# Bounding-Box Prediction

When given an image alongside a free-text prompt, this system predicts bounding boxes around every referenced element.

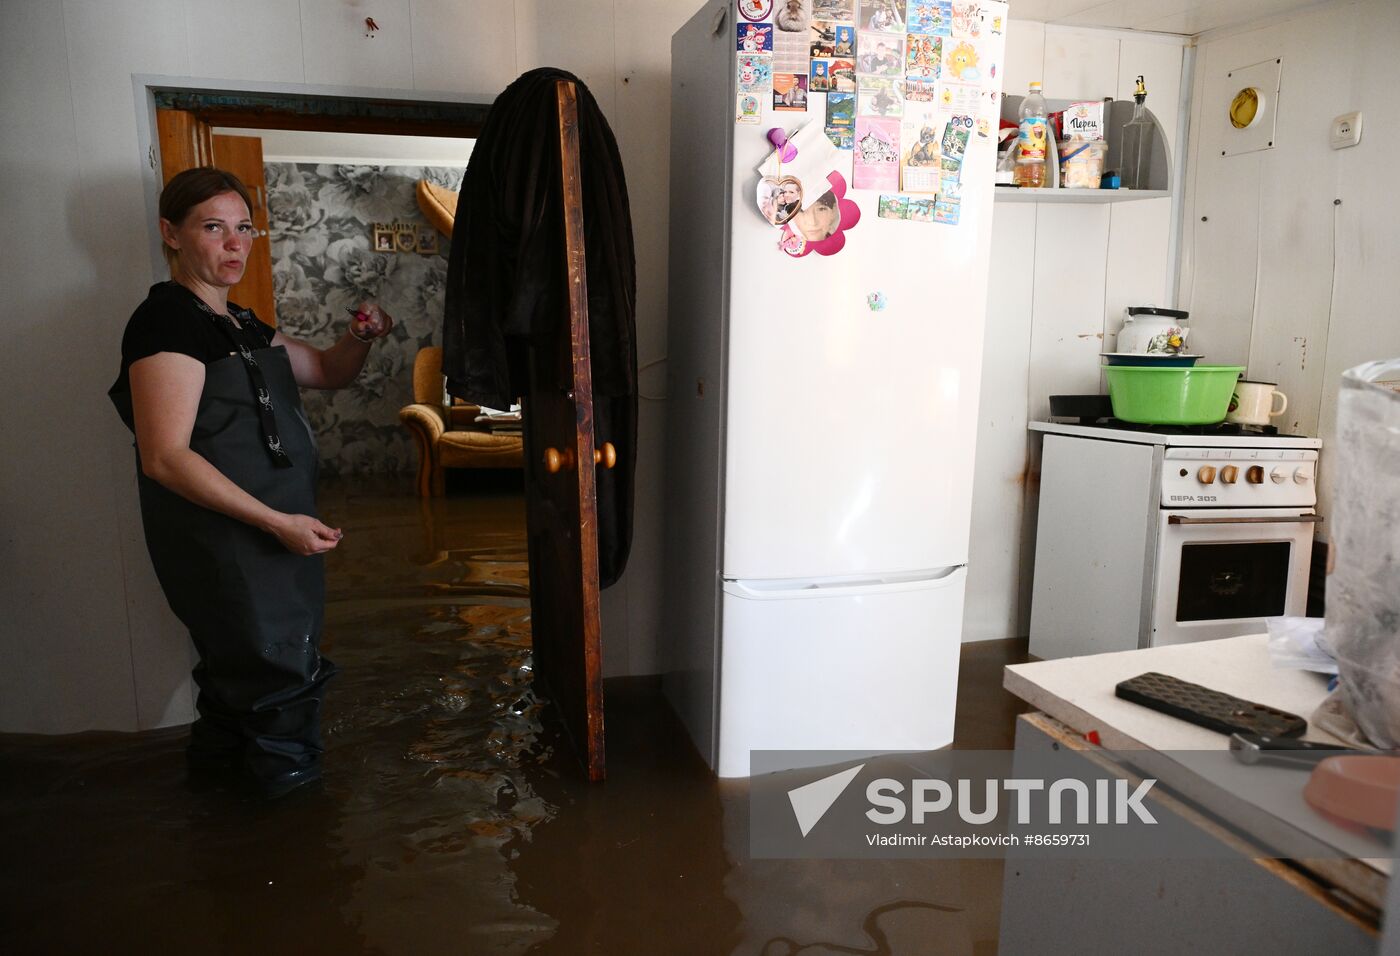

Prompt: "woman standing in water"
[108,167,393,798]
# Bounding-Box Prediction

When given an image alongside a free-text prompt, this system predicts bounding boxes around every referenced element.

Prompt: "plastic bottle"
[1120,75,1155,190]
[1015,82,1049,188]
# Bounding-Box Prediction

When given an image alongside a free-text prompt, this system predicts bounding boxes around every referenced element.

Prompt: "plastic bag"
[1265,616,1336,675]
[1324,358,1400,749]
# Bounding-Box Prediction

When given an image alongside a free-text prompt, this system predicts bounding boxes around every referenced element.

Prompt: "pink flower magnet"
[778,171,861,258]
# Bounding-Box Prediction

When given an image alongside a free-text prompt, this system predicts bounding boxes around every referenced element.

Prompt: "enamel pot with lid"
[1117,306,1190,355]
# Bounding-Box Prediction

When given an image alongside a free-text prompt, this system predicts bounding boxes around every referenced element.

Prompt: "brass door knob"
[594,442,617,469]
[543,447,576,473]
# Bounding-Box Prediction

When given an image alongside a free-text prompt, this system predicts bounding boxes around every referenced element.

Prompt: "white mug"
[1227,380,1288,426]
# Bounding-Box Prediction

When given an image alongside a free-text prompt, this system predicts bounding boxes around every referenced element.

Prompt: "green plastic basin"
[1103,365,1245,425]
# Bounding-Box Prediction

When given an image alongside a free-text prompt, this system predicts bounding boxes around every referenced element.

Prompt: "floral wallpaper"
[264,162,464,476]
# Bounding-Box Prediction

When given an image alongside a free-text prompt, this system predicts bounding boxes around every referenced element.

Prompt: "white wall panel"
[1313,0,1400,524]
[965,203,1037,643]
[1179,0,1400,538]
[410,0,516,96]
[185,0,305,83]
[1116,36,1183,158]
[1042,26,1119,99]
[300,0,415,89]
[607,0,699,676]
[1003,19,1046,95]
[1026,204,1113,423]
[513,0,619,121]
[1103,197,1171,348]
[965,24,1186,642]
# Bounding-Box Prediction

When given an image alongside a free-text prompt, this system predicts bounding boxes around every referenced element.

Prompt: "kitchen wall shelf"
[1000,94,1173,196]
[995,187,1171,203]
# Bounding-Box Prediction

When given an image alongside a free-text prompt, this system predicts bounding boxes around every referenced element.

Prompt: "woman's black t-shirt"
[110,281,277,426]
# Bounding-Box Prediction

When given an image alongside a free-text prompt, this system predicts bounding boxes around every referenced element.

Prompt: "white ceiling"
[1009,0,1328,35]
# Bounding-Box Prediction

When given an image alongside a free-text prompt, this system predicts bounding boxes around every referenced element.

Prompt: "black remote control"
[1115,672,1307,738]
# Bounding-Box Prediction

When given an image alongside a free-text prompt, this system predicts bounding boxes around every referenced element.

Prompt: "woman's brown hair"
[158,166,255,270]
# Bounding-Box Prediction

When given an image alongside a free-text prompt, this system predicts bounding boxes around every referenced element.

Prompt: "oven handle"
[1167,514,1322,526]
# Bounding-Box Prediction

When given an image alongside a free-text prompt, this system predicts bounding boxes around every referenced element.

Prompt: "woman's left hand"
[351,302,395,342]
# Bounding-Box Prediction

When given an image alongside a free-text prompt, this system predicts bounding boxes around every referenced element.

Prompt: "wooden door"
[520,81,607,782]
[154,110,278,325]
[212,134,277,326]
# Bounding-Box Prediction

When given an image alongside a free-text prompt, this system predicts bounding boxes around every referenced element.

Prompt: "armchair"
[399,346,524,496]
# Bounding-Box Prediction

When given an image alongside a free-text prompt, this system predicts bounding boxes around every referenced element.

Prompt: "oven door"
[1151,508,1318,647]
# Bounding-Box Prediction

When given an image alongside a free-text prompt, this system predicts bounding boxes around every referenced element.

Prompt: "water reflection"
[0,477,1021,955]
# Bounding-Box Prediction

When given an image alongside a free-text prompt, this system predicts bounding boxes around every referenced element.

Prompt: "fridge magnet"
[943,39,981,81]
[779,170,861,257]
[906,34,941,79]
[900,108,941,192]
[906,0,948,35]
[737,93,763,124]
[757,175,804,225]
[737,54,774,93]
[737,21,774,52]
[829,58,857,90]
[767,125,800,161]
[814,0,855,21]
[809,20,838,57]
[877,194,909,219]
[772,1,812,74]
[939,174,963,201]
[825,92,856,148]
[941,111,973,166]
[933,196,960,225]
[810,58,834,92]
[950,0,982,39]
[905,77,937,101]
[907,196,936,222]
[936,80,980,112]
[774,73,809,110]
[866,291,888,311]
[738,0,775,22]
[856,32,905,77]
[832,23,855,55]
[858,0,904,32]
[853,115,900,191]
[858,77,905,117]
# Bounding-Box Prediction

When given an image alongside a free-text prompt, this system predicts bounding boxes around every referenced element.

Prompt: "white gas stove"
[1026,420,1322,660]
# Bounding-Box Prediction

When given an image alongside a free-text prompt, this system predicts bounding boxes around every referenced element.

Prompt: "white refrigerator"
[662,1,1006,777]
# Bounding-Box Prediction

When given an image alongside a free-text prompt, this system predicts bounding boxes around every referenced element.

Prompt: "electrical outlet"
[1330,111,1362,149]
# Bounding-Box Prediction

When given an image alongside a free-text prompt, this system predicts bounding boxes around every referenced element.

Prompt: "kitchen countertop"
[1004,634,1389,909]
[1030,420,1323,448]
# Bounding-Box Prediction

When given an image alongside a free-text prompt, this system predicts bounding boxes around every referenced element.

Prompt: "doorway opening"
[147,84,484,479]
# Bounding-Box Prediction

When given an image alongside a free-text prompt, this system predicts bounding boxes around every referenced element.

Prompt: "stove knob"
[1246,465,1265,484]
[1197,465,1217,484]
[1270,467,1287,484]
[1220,465,1239,484]
[1294,467,1313,484]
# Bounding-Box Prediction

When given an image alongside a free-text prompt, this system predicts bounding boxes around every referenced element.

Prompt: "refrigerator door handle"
[723,566,965,600]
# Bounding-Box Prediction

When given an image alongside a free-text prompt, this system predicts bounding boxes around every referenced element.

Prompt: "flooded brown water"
[0,477,1027,955]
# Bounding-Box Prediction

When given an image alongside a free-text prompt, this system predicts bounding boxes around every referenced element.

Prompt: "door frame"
[132,74,490,284]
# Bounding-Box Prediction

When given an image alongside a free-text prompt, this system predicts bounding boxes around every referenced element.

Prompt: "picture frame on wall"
[373,226,395,252]
[416,227,440,256]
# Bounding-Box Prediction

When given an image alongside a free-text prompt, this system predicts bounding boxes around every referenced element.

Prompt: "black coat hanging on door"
[442,67,637,588]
